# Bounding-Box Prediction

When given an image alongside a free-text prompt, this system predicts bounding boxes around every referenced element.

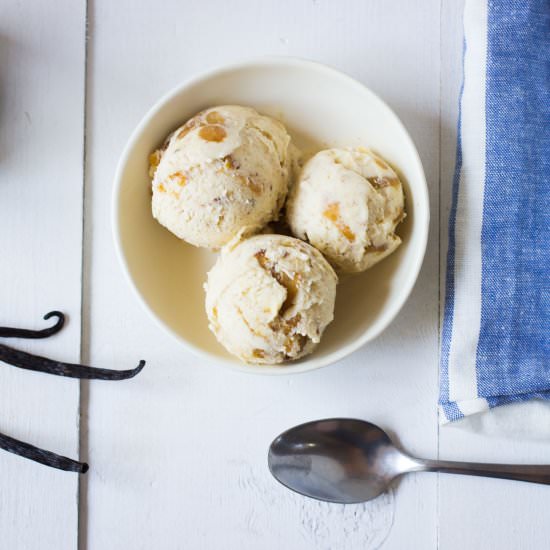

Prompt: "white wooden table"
[2,1,549,548]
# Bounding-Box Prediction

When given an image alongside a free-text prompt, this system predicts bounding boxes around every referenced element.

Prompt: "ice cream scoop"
[286,148,405,273]
[150,105,294,249]
[204,233,338,364]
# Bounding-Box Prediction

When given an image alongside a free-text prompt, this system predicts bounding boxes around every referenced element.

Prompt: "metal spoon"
[268,418,550,504]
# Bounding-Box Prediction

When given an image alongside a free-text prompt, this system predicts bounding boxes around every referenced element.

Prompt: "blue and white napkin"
[440,0,549,422]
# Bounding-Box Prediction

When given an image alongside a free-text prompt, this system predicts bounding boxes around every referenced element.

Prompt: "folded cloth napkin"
[440,0,550,422]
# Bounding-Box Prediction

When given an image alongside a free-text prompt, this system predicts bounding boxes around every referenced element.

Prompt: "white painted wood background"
[1,1,549,548]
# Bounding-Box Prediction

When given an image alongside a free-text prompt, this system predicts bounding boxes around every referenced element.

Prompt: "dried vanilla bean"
[0,311,64,339]
[0,344,145,380]
[0,311,145,379]
[0,431,88,473]
[0,310,146,471]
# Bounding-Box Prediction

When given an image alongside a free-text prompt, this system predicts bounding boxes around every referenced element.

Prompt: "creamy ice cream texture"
[205,234,338,365]
[286,148,406,273]
[150,105,293,249]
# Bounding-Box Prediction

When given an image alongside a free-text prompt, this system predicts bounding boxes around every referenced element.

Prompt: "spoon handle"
[419,459,550,485]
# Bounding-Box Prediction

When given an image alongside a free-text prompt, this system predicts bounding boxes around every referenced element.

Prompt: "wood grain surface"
[0,0,85,548]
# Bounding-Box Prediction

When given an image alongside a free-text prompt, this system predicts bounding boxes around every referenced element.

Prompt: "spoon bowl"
[268,419,418,503]
[268,418,550,504]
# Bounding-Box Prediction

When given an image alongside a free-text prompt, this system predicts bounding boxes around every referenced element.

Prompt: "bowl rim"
[112,55,430,375]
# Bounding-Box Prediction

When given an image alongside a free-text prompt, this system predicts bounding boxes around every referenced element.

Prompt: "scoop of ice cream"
[150,105,294,249]
[286,148,405,273]
[204,234,338,364]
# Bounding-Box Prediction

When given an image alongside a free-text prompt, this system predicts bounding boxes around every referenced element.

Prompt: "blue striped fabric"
[439,38,465,423]
[440,0,550,421]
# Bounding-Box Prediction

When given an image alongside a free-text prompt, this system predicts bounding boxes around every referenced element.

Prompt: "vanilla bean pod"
[0,311,64,339]
[0,311,145,379]
[0,311,145,471]
[0,344,145,379]
[0,431,88,473]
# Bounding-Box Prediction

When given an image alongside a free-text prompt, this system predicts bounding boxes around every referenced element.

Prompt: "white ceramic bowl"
[113,57,429,374]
